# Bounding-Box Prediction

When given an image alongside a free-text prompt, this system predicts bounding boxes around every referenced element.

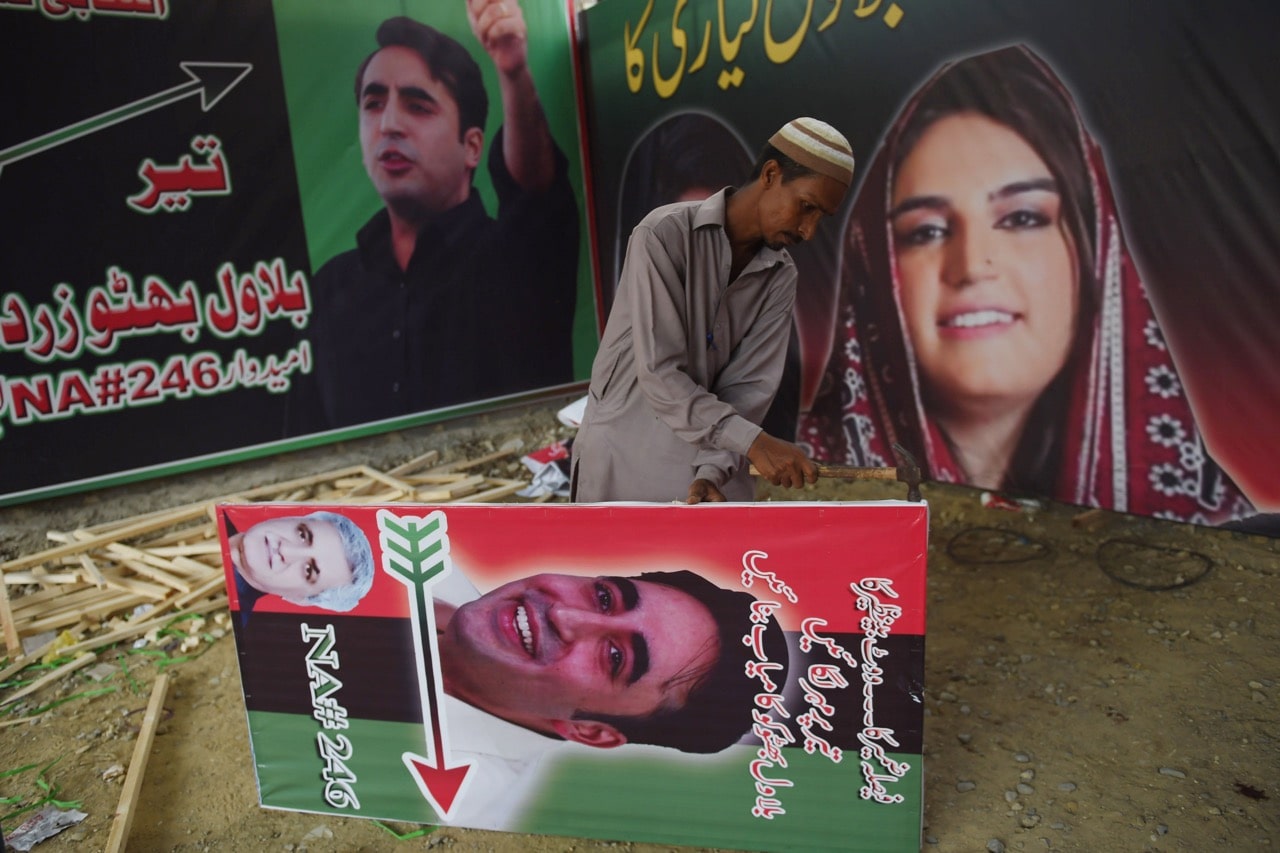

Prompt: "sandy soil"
[2,397,1277,852]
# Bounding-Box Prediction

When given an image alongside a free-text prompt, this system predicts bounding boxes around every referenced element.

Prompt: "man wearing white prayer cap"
[573,117,854,503]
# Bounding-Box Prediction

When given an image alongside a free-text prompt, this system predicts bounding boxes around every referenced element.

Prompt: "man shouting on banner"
[288,2,578,434]
[424,563,791,824]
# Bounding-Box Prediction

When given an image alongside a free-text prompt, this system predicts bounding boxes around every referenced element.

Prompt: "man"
[433,566,786,754]
[225,511,375,624]
[421,563,789,826]
[571,117,854,503]
[287,4,578,433]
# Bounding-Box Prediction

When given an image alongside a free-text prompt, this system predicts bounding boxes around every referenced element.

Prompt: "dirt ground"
[1,396,1276,852]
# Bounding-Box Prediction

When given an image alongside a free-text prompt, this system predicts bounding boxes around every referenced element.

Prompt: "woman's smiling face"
[889,111,1078,417]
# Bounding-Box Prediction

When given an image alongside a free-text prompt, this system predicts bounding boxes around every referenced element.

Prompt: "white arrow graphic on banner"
[0,61,252,178]
[377,509,473,820]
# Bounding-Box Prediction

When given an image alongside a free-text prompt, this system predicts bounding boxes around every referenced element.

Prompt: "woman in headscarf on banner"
[800,45,1253,524]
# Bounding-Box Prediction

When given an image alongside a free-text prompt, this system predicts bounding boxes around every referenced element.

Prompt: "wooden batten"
[1,449,542,659]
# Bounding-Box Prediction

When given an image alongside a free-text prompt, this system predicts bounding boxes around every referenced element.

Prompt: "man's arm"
[621,222,814,494]
[468,0,555,193]
[689,279,817,489]
[686,479,728,505]
[746,431,818,489]
[623,224,761,458]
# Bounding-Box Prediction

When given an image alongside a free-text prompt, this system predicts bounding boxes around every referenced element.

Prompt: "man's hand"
[686,479,727,504]
[747,432,818,489]
[467,0,553,192]
[467,0,528,76]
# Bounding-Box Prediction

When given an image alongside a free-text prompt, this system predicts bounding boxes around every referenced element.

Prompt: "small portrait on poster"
[801,44,1253,525]
[223,510,375,625]
[284,1,580,434]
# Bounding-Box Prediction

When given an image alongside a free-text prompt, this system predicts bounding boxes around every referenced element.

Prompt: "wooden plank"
[0,449,538,655]
[104,545,192,593]
[351,489,405,503]
[73,464,369,539]
[454,480,528,503]
[343,450,442,497]
[132,525,216,550]
[1,651,96,707]
[158,554,219,577]
[354,466,417,494]
[14,587,140,625]
[0,573,18,655]
[0,597,229,674]
[0,601,195,675]
[387,448,441,477]
[0,635,54,681]
[414,475,488,502]
[0,504,212,574]
[19,593,150,636]
[426,439,523,473]
[104,673,171,853]
[75,505,209,541]
[0,714,43,728]
[9,586,92,618]
[2,570,82,585]
[402,473,469,485]
[78,553,107,587]
[170,574,229,610]
[332,476,369,488]
[11,583,98,616]
[98,569,172,601]
[146,543,222,557]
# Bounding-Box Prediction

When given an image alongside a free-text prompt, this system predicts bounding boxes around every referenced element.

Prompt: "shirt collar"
[692,187,790,269]
[692,186,731,230]
[356,191,488,272]
[445,692,559,761]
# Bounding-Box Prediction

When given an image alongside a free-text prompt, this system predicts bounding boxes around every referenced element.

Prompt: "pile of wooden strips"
[0,443,535,661]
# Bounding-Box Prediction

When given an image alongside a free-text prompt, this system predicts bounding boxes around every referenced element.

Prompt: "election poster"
[579,0,1280,530]
[220,501,927,851]
[0,0,594,504]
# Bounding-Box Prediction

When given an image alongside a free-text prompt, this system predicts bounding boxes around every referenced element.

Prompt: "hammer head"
[890,442,923,502]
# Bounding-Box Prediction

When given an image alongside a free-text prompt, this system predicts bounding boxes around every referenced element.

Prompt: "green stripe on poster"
[518,745,922,852]
[248,711,439,823]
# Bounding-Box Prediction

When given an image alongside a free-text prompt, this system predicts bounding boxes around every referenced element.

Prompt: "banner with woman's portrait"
[579,0,1279,530]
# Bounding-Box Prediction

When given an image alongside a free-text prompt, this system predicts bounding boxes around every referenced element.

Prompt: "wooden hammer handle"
[749,464,899,480]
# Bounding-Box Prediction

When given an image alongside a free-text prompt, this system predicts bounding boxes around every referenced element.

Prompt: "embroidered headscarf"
[799,45,1252,524]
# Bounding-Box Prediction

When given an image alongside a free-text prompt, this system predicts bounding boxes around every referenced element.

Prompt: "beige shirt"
[572,189,797,502]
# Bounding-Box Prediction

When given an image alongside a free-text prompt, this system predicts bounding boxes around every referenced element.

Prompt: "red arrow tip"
[404,755,472,817]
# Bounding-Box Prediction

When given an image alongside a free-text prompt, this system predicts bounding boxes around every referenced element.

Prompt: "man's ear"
[463,127,484,170]
[760,158,781,187]
[551,719,628,749]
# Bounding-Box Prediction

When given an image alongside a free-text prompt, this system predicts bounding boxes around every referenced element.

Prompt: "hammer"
[751,442,923,502]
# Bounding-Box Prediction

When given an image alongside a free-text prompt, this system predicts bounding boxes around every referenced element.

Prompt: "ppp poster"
[579,0,1279,528]
[220,502,927,851]
[0,0,594,505]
